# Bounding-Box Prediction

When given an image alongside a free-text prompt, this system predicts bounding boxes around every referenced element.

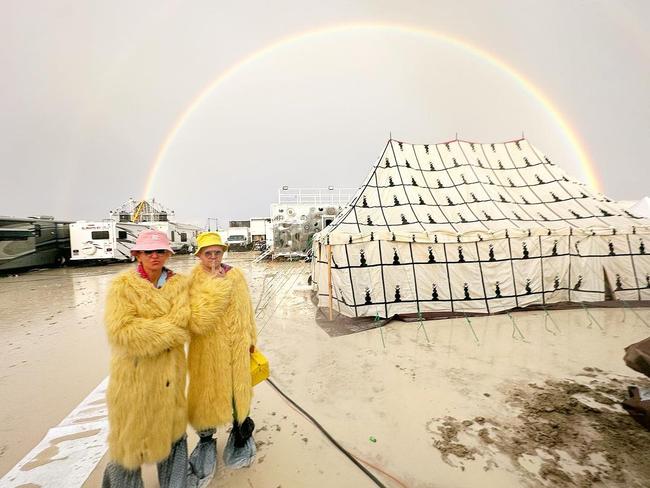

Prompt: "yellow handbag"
[250,350,269,386]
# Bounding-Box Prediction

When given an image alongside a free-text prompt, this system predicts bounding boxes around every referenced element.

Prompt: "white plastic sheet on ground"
[0,378,108,487]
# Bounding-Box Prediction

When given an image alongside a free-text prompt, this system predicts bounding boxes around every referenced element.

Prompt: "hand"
[210,265,226,278]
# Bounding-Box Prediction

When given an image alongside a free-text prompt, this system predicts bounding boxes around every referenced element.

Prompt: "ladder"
[253,248,273,263]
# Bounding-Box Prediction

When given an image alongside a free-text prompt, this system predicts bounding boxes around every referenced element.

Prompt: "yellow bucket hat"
[195,231,229,255]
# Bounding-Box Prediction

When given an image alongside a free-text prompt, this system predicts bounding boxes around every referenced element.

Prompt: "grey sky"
[1,0,648,226]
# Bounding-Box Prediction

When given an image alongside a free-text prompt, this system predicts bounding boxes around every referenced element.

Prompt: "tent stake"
[327,244,333,321]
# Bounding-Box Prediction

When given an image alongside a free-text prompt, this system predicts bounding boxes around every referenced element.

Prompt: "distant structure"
[109,198,174,223]
[312,138,650,319]
[269,187,356,259]
[70,198,202,261]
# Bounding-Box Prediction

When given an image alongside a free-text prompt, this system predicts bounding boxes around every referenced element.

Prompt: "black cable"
[266,378,388,488]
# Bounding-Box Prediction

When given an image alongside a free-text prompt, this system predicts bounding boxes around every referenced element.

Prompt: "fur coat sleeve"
[105,272,190,357]
[188,266,234,336]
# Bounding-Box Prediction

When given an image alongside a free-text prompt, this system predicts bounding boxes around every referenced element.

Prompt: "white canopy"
[312,139,650,318]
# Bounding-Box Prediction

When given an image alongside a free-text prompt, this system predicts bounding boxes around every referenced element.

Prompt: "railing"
[277,187,357,206]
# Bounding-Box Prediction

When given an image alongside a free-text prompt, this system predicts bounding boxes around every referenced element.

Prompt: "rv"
[148,221,202,254]
[0,216,71,272]
[69,221,149,261]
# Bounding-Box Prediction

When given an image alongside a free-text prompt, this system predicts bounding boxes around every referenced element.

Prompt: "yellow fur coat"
[104,270,190,469]
[188,265,257,431]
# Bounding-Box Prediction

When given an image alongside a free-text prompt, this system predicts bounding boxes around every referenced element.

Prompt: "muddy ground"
[429,369,650,487]
[2,253,650,487]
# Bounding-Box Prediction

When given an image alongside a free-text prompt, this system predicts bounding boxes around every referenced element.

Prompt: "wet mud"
[428,370,650,487]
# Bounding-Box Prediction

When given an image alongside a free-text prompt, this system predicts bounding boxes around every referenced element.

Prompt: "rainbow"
[142,22,602,198]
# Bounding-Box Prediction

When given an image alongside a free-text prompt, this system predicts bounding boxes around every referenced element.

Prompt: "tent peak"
[387,136,530,146]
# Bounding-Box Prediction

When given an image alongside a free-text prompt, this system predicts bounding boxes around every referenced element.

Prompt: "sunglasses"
[142,249,168,255]
[203,250,223,258]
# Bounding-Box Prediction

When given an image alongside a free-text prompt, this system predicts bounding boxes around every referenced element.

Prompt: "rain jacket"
[187,265,257,431]
[104,270,190,469]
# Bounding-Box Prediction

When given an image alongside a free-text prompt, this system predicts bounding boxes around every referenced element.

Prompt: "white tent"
[311,139,650,318]
[630,197,650,219]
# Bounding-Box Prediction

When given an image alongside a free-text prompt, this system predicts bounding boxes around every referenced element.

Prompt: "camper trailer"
[0,216,71,272]
[148,221,202,253]
[69,221,149,261]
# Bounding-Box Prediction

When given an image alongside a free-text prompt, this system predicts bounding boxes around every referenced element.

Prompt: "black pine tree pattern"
[608,242,615,256]
[574,275,583,290]
[428,247,436,263]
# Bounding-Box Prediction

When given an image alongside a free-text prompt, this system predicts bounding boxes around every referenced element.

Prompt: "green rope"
[581,303,604,331]
[374,312,386,348]
[543,312,556,335]
[622,301,650,328]
[508,312,525,341]
[417,311,430,343]
[464,313,480,344]
[543,306,561,333]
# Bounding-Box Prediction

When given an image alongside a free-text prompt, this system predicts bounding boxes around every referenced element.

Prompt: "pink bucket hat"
[130,229,174,256]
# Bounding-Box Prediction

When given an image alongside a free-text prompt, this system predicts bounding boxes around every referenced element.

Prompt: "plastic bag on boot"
[223,419,256,469]
[188,431,216,488]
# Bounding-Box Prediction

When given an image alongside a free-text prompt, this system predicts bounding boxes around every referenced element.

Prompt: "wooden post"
[327,244,333,321]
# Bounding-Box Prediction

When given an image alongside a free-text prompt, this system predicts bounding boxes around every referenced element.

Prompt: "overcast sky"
[1,0,648,226]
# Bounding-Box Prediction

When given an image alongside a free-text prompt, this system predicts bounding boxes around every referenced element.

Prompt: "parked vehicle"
[226,232,250,250]
[148,221,202,254]
[69,221,150,262]
[0,216,71,272]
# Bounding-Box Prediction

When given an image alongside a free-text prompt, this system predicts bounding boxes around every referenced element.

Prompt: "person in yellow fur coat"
[102,230,190,488]
[186,231,257,487]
